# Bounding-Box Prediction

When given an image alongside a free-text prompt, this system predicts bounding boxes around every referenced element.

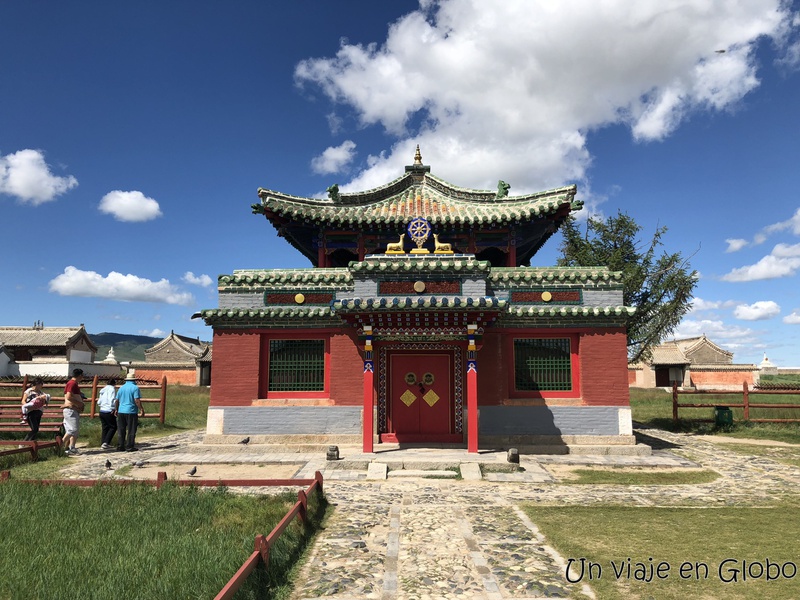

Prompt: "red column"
[467,324,478,453]
[362,326,374,453]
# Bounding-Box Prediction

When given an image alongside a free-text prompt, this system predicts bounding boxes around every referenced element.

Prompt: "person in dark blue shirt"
[115,372,145,452]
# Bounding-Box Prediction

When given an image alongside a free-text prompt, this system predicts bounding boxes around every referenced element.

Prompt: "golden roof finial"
[414,144,422,165]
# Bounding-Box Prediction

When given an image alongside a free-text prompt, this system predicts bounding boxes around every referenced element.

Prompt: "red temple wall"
[478,332,508,405]
[690,370,755,387]
[209,330,262,406]
[135,368,196,386]
[329,329,365,406]
[579,329,630,406]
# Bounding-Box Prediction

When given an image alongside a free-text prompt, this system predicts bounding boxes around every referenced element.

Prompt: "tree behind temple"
[557,211,697,364]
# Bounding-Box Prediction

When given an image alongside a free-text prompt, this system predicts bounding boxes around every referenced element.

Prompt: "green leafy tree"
[557,211,697,364]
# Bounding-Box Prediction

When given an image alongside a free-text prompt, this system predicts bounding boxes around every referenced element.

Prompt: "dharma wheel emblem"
[407,217,431,254]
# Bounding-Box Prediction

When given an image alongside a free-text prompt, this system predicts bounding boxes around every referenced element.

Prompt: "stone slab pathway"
[47,427,800,599]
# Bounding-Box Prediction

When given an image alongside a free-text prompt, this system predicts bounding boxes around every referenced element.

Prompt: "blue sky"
[2,1,800,366]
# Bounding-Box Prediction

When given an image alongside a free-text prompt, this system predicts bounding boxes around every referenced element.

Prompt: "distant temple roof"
[252,148,582,267]
[0,325,96,351]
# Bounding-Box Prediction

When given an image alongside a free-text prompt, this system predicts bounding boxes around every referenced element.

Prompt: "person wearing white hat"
[114,371,145,452]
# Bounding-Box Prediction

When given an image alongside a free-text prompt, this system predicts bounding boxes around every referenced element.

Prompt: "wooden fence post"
[159,376,167,424]
[255,534,270,565]
[156,471,167,488]
[743,381,750,421]
[0,470,9,481]
[297,490,308,524]
[314,471,323,495]
[19,375,29,401]
[90,375,99,418]
[672,382,679,422]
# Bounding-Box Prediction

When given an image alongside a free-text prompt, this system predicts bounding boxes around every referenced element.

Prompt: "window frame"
[507,333,580,399]
[262,334,330,399]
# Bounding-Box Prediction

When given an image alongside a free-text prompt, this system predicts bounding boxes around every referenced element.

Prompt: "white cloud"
[690,297,737,312]
[139,328,166,338]
[783,311,800,324]
[722,242,800,281]
[98,190,163,222]
[0,149,78,205]
[673,318,756,342]
[182,271,213,287]
[295,1,795,193]
[311,140,357,175]
[725,238,749,253]
[727,207,800,248]
[48,266,195,306]
[733,300,781,320]
[762,207,800,236]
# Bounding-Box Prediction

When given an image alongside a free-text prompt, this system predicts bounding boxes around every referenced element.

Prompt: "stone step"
[386,469,458,479]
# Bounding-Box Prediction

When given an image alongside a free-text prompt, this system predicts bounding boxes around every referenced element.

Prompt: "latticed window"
[268,340,325,392]
[514,338,572,391]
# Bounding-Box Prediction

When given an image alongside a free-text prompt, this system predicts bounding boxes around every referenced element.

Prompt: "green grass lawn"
[525,504,800,600]
[0,481,326,600]
[700,442,800,469]
[630,388,800,444]
[559,468,720,485]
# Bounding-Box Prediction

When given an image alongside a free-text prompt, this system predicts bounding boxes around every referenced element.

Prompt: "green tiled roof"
[349,256,492,274]
[506,306,634,317]
[488,267,623,284]
[332,296,505,312]
[199,307,338,324]
[254,173,579,227]
[219,269,352,288]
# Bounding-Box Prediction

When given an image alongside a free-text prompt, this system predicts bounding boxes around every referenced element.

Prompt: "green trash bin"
[714,406,733,427]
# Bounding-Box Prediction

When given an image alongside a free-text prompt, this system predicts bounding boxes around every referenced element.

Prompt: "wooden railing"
[0,438,62,461]
[672,381,800,423]
[215,472,324,600]
[0,375,167,425]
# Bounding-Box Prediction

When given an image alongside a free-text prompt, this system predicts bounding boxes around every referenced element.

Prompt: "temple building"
[198,149,636,453]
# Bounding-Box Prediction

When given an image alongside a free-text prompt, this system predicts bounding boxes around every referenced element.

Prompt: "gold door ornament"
[422,372,435,385]
[423,389,440,407]
[405,372,417,385]
[400,390,417,407]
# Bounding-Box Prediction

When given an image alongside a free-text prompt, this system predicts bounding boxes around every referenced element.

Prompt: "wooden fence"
[672,381,800,423]
[0,438,62,461]
[215,472,324,600]
[0,374,168,425]
[0,470,325,599]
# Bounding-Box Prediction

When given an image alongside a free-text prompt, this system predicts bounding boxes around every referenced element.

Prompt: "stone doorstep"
[386,469,458,479]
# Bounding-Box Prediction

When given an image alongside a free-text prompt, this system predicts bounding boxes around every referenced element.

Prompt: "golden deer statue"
[386,234,406,254]
[433,234,454,254]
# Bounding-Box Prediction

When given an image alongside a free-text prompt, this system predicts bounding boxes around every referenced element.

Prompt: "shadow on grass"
[236,492,330,600]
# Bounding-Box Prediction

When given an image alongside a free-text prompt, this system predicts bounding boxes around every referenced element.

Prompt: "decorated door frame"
[378,343,463,443]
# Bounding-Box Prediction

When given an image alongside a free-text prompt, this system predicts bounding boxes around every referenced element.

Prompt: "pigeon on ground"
[186,466,197,476]
[133,460,146,468]
[105,459,112,470]
[239,437,250,445]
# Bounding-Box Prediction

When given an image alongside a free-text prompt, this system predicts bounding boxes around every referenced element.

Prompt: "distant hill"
[90,332,161,363]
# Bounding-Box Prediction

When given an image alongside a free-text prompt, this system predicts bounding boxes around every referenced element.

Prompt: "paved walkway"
[53,428,800,600]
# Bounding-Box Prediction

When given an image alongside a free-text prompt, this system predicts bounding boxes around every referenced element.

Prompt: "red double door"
[387,352,459,443]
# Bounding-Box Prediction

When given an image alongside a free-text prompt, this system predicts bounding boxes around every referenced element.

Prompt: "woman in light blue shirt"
[97,378,118,450]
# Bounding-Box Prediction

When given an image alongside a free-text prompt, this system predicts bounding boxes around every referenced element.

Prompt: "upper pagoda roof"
[252,148,582,268]
[254,172,579,228]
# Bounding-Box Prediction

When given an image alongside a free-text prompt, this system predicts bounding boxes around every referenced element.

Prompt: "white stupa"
[103,347,118,363]
[759,353,777,373]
